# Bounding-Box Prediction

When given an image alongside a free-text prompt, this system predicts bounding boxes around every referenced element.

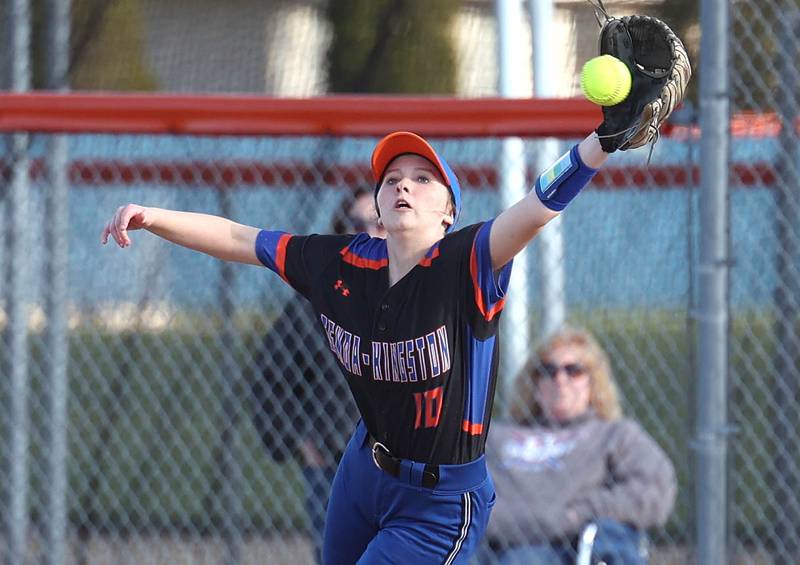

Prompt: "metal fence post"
[3,1,32,564]
[218,185,243,565]
[529,0,565,339]
[696,0,730,563]
[43,0,71,563]
[496,0,530,415]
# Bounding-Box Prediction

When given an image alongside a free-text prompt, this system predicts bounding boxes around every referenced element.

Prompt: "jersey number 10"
[413,386,443,429]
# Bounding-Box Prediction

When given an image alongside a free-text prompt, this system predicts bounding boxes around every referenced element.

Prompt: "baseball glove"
[594,11,692,153]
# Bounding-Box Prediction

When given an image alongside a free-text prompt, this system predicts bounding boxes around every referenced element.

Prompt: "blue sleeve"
[255,230,293,282]
[255,230,353,299]
[469,219,513,322]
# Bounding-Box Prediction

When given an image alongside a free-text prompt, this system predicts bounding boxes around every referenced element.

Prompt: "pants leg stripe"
[443,492,472,565]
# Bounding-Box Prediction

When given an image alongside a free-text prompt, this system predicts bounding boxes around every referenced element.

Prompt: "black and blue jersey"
[255,220,511,466]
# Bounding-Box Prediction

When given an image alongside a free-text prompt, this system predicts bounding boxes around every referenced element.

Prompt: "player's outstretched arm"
[487,8,691,271]
[489,133,607,270]
[100,204,261,266]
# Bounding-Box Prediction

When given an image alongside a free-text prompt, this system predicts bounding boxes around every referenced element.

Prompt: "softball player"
[101,131,608,563]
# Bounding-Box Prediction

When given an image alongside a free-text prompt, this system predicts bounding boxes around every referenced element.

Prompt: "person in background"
[248,187,385,564]
[481,325,677,565]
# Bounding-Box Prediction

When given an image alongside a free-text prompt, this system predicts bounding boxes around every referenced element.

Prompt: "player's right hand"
[101,203,154,248]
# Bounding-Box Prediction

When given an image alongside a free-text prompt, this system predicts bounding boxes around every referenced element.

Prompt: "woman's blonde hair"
[509,325,623,424]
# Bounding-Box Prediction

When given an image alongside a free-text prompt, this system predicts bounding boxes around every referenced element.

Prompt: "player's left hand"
[594,14,691,153]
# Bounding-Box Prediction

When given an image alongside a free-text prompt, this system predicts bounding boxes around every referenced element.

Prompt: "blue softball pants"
[322,422,496,565]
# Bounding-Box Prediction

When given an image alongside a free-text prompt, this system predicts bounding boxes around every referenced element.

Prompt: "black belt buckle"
[371,440,392,473]
[370,435,439,488]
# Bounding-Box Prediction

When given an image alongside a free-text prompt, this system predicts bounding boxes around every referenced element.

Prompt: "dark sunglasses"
[538,362,588,379]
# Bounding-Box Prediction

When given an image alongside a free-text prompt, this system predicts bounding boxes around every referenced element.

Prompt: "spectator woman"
[482,326,677,564]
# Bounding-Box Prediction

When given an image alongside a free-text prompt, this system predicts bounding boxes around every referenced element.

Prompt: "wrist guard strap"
[534,144,598,212]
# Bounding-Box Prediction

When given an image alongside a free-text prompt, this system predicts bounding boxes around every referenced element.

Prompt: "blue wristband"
[534,144,598,212]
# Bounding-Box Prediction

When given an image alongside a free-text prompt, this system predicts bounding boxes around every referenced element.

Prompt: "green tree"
[326,0,459,94]
[32,0,157,90]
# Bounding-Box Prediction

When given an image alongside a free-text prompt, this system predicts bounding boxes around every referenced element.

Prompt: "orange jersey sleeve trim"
[275,233,292,283]
[469,241,506,322]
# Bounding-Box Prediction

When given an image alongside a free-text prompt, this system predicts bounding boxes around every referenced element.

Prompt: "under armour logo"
[334,279,350,297]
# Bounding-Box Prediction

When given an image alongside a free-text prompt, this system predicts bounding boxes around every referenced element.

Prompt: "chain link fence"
[0,127,739,564]
[729,0,800,563]
[0,1,799,565]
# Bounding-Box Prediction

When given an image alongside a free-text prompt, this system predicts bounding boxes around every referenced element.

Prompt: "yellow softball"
[580,55,632,106]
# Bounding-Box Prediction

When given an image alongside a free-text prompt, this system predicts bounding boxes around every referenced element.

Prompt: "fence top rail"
[0,92,791,139]
[0,92,602,137]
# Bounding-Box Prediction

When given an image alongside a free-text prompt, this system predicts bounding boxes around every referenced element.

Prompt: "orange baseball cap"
[370,131,462,231]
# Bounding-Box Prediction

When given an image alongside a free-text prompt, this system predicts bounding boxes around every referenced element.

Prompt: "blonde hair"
[509,325,623,424]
